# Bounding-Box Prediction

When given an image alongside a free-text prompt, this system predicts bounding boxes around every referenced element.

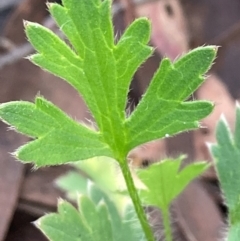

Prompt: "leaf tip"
[87,179,94,193]
[23,20,36,31]
[202,44,219,54]
[97,198,106,207]
[32,219,41,228]
[13,146,21,158]
[236,100,240,109]
[25,53,40,64]
[205,45,219,52]
[11,148,27,164]
[24,55,33,61]
[179,154,187,161]
[58,197,65,205]
[14,146,39,167]
[206,141,213,150]
[46,2,53,9]
[23,20,30,28]
[220,113,228,124]
[197,161,211,170]
[138,17,151,28]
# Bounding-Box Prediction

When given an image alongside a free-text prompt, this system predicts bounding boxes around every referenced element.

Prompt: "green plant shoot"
[137,156,209,241]
[56,156,209,241]
[210,105,240,240]
[0,0,216,240]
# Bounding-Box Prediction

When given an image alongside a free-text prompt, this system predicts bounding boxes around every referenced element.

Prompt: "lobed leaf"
[126,47,216,150]
[37,182,145,241]
[0,97,112,166]
[210,105,240,240]
[0,0,216,167]
[137,156,209,209]
[0,0,218,240]
[37,200,92,241]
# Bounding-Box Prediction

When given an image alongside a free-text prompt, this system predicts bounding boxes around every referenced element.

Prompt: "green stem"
[162,206,173,241]
[119,159,155,241]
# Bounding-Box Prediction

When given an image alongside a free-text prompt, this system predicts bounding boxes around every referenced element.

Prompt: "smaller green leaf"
[36,199,91,241]
[55,166,143,240]
[210,113,240,212]
[38,180,146,241]
[137,156,209,209]
[210,105,240,241]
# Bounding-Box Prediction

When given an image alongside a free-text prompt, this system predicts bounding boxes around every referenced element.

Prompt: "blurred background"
[0,0,240,240]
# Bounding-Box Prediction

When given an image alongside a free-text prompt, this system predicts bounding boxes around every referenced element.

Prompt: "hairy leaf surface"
[0,0,216,166]
[37,183,145,241]
[0,97,112,166]
[210,105,240,240]
[137,156,209,209]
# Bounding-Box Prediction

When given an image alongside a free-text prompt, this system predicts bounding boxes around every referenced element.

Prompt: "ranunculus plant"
[0,0,217,240]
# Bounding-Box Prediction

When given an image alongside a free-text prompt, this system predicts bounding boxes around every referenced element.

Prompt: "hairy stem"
[120,159,155,241]
[162,206,173,241]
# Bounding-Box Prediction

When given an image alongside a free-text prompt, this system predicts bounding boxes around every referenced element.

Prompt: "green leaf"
[37,200,92,241]
[210,105,240,240]
[87,183,146,241]
[136,156,209,241]
[0,1,217,240]
[37,182,145,241]
[210,112,240,212]
[126,47,216,150]
[0,0,215,166]
[137,156,209,209]
[0,96,112,166]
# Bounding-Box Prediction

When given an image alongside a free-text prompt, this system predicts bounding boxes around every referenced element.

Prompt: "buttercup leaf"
[0,97,112,166]
[0,0,215,165]
[210,105,240,240]
[137,156,209,209]
[0,0,217,240]
[37,183,145,241]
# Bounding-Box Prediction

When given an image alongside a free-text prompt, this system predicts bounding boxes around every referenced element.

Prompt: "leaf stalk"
[119,159,155,241]
[162,206,173,241]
